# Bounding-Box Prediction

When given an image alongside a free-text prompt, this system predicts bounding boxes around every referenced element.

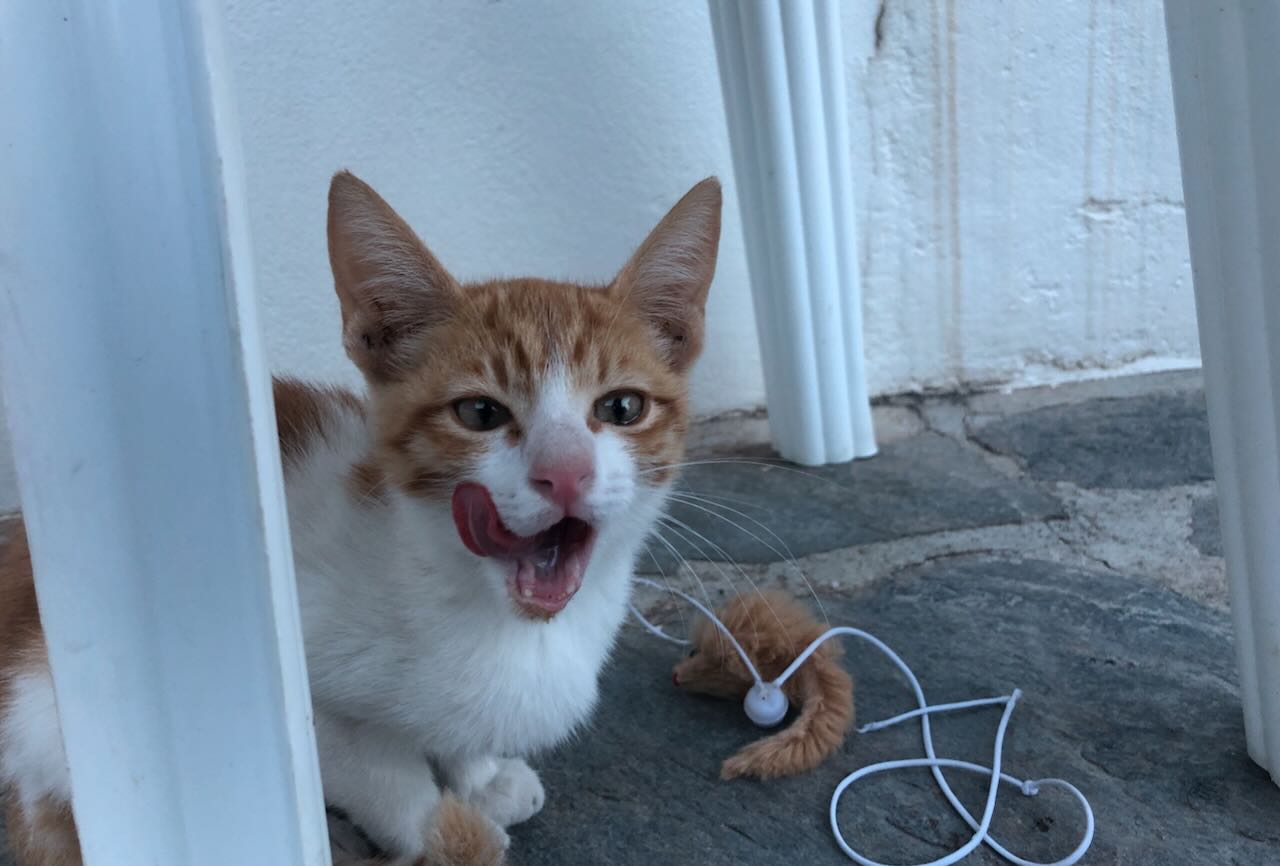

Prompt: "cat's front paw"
[470,758,545,828]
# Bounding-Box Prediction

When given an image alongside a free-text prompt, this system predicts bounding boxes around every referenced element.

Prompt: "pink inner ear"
[327,170,458,383]
[613,179,721,370]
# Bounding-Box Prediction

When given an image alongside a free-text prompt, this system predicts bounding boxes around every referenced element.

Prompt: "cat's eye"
[594,391,646,426]
[453,397,513,431]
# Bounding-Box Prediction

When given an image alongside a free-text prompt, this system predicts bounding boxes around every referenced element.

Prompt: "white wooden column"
[1164,0,1280,787]
[0,0,332,861]
[708,0,878,466]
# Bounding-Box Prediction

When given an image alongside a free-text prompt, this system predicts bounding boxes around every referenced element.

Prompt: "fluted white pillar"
[1165,0,1280,787]
[709,0,877,466]
[0,0,332,860]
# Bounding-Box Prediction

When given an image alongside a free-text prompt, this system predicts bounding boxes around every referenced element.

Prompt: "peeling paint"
[1080,195,1186,221]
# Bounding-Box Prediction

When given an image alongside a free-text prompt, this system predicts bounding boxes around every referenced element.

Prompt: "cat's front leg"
[315,710,509,856]
[440,754,546,829]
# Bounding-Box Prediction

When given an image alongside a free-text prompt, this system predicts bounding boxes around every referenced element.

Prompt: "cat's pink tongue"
[452,483,536,558]
[451,483,593,616]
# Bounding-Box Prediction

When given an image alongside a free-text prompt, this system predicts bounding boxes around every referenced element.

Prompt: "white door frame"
[1165,0,1280,787]
[0,0,331,861]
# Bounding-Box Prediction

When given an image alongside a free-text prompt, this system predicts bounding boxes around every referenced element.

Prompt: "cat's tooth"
[533,545,559,572]
[521,586,534,599]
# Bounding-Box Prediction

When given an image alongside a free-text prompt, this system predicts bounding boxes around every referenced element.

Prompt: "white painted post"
[1164,0,1280,787]
[708,0,877,466]
[0,0,332,861]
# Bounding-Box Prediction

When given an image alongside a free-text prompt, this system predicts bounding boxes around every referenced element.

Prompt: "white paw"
[470,758,545,828]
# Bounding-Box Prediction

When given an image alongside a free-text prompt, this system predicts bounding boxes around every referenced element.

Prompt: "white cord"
[632,577,1095,866]
[629,587,764,685]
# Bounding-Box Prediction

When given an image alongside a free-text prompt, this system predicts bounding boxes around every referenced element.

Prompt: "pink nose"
[529,459,594,509]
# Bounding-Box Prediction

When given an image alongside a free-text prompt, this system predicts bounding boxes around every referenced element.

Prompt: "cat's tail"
[343,795,507,866]
[418,795,506,866]
[719,652,854,781]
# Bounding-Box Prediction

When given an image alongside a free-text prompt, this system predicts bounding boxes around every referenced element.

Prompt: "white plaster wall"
[852,0,1195,391]
[0,0,1197,512]
[219,0,764,416]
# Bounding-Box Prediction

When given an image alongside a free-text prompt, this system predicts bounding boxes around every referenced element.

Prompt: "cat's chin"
[452,483,597,620]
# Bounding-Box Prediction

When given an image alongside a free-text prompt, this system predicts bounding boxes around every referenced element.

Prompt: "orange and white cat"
[0,171,722,864]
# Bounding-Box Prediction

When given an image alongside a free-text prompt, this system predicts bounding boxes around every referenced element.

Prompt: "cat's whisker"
[656,516,745,601]
[659,512,812,661]
[640,543,690,640]
[656,514,787,653]
[666,492,825,619]
[672,488,768,511]
[667,491,794,554]
[353,485,395,509]
[652,519,731,612]
[646,526,726,660]
[640,457,842,488]
[665,491,829,627]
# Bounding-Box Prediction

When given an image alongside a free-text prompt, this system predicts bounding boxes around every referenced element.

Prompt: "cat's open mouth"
[451,483,596,617]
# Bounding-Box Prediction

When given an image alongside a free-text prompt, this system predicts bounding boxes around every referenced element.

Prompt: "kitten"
[0,171,721,864]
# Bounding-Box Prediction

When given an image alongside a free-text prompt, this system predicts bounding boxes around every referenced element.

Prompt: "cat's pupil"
[453,397,512,431]
[594,391,645,426]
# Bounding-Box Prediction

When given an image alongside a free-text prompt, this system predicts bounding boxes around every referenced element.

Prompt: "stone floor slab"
[970,392,1214,490]
[1190,494,1223,559]
[517,556,1278,865]
[642,433,1064,572]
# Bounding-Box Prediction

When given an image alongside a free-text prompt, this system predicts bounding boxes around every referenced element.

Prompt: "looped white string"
[632,577,1095,866]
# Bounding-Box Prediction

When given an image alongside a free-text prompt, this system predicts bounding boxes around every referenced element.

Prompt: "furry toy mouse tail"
[720,654,854,780]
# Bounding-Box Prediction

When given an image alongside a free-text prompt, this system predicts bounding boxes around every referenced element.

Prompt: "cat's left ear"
[613,178,722,372]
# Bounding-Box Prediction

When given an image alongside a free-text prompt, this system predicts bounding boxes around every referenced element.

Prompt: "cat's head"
[327,171,721,620]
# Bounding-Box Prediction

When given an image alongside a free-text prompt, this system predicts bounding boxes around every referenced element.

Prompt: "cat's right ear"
[612,177,722,373]
[327,170,458,383]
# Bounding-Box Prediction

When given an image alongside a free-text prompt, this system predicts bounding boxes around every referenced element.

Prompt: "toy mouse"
[671,589,855,780]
